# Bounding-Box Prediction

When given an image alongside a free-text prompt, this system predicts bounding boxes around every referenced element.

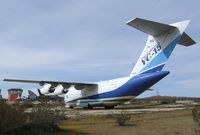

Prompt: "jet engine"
[53,84,69,95]
[39,83,53,95]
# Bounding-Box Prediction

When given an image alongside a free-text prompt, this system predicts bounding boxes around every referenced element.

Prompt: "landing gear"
[69,106,74,109]
[105,106,114,109]
[88,104,93,109]
[83,104,93,109]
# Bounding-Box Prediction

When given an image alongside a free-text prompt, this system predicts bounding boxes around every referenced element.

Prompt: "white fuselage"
[64,76,132,107]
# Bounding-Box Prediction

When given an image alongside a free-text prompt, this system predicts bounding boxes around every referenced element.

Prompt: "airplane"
[27,90,63,101]
[3,18,196,109]
[27,90,38,100]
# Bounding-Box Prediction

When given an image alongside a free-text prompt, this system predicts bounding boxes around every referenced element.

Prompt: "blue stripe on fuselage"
[69,71,169,102]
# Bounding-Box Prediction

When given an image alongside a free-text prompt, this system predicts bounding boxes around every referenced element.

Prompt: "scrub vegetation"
[0,102,66,135]
[0,102,27,134]
[192,107,200,134]
[1,100,200,135]
[116,111,131,126]
[60,108,197,135]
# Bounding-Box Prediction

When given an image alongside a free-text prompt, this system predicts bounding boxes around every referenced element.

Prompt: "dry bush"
[29,102,66,132]
[0,101,67,135]
[0,102,27,135]
[192,107,200,134]
[116,111,131,126]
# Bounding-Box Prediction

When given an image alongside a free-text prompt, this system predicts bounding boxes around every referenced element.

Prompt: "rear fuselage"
[65,71,169,108]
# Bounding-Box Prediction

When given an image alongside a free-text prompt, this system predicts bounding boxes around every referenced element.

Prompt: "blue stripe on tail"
[141,35,181,73]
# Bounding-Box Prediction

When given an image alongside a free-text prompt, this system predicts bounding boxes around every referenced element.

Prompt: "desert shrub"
[18,101,34,109]
[161,99,176,104]
[192,107,200,134]
[0,101,66,135]
[116,111,131,126]
[0,102,27,134]
[29,102,66,133]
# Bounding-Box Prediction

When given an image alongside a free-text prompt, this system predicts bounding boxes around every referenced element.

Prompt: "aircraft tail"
[127,18,196,76]
[28,90,38,97]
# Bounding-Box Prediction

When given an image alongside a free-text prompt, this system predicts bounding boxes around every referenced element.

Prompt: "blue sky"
[0,0,199,98]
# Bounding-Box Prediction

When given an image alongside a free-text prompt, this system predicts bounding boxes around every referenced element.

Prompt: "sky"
[0,0,199,98]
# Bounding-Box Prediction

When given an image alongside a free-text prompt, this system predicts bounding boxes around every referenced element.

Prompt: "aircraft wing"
[3,79,98,90]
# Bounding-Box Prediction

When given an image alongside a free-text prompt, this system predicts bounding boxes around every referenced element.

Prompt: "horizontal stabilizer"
[127,18,177,36]
[179,32,196,46]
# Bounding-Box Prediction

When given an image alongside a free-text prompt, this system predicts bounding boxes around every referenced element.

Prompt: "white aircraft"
[4,18,196,109]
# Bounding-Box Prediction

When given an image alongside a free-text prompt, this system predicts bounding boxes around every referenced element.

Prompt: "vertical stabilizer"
[127,18,195,76]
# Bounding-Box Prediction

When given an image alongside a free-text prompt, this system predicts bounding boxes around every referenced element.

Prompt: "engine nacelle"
[53,84,69,95]
[39,83,52,95]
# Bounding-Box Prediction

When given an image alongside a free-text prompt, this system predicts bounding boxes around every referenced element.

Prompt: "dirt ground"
[58,109,197,135]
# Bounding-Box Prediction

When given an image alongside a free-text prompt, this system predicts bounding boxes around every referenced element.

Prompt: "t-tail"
[127,18,196,76]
